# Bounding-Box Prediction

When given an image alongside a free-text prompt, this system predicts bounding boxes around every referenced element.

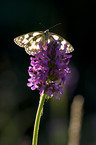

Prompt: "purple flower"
[27,40,72,99]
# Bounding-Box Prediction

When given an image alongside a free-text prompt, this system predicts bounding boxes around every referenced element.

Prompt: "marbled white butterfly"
[14,29,74,55]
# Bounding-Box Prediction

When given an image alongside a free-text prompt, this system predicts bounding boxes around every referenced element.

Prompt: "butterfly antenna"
[39,22,45,28]
[49,23,62,30]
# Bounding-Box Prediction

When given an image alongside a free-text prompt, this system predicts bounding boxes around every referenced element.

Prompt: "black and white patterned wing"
[49,32,74,53]
[14,31,44,55]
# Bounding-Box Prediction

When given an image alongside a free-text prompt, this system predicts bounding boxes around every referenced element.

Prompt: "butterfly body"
[14,30,74,55]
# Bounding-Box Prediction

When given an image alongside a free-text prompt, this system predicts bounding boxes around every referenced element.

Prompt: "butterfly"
[14,29,74,55]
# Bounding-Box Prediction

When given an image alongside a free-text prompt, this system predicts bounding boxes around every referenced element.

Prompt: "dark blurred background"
[0,0,96,145]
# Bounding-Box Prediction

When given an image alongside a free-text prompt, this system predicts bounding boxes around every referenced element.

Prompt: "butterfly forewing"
[14,31,74,55]
[14,31,44,55]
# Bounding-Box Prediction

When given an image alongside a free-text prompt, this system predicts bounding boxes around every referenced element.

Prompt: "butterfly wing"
[49,32,74,53]
[14,31,44,55]
[14,31,74,55]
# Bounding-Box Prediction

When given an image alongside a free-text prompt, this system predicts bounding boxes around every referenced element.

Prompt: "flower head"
[27,40,72,99]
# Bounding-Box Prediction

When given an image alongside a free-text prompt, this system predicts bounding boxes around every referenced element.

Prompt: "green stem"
[32,93,46,145]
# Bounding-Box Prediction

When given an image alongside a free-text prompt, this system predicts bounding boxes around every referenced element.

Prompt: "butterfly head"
[44,29,49,40]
